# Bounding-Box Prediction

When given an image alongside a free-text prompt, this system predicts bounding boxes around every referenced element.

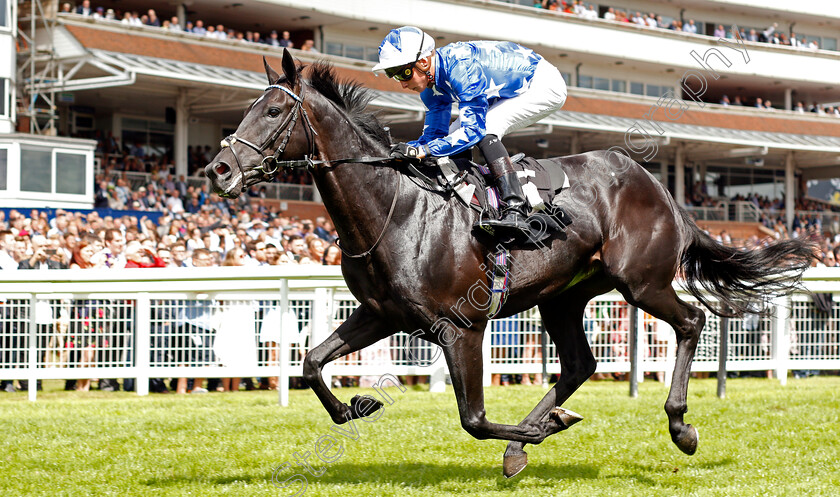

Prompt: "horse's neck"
[309,111,397,255]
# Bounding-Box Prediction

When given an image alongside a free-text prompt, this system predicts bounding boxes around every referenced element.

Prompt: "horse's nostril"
[214,162,231,175]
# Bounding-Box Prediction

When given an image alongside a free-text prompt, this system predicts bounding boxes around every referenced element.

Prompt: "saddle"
[408,154,572,248]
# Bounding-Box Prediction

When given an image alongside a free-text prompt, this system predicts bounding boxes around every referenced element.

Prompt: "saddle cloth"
[435,155,572,247]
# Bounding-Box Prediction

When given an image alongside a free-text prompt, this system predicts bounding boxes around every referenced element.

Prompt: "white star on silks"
[513,46,533,59]
[484,78,504,99]
[449,127,470,144]
[432,85,443,96]
[514,83,530,95]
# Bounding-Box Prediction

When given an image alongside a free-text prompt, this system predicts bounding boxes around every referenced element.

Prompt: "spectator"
[323,244,341,266]
[19,235,66,269]
[169,16,182,31]
[602,7,615,21]
[300,39,318,52]
[76,0,92,16]
[97,228,126,268]
[682,19,697,34]
[713,24,726,38]
[192,19,206,35]
[0,230,19,270]
[146,9,161,27]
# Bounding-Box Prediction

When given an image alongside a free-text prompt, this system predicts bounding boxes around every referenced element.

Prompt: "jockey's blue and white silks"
[408,41,567,157]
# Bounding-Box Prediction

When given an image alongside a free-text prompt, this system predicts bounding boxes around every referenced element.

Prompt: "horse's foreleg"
[302,305,396,424]
[442,326,549,445]
[503,288,606,478]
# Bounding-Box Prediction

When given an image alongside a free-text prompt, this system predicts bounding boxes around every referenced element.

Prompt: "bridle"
[219,82,317,190]
[217,80,400,259]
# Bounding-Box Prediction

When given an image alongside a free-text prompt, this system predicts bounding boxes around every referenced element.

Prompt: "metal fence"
[2,267,839,403]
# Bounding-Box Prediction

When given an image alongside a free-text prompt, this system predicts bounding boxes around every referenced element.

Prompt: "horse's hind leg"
[502,277,611,478]
[621,284,705,455]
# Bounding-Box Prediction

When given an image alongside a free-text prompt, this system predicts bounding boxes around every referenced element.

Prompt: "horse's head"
[205,49,315,198]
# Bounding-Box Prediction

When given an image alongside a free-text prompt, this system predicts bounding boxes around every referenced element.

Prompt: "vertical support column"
[570,132,581,155]
[176,3,187,28]
[278,279,290,406]
[785,151,795,230]
[28,295,38,402]
[660,157,669,190]
[540,323,548,388]
[628,305,641,398]
[135,294,151,396]
[674,142,686,206]
[784,88,793,111]
[717,314,729,399]
[482,322,492,387]
[773,295,790,386]
[174,87,190,178]
[312,287,333,391]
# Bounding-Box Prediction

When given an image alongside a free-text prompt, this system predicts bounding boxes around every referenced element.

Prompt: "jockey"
[373,26,567,237]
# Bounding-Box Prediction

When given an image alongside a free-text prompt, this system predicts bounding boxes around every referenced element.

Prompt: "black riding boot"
[487,165,531,235]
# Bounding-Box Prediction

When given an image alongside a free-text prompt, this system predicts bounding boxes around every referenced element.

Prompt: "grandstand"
[3,0,840,234]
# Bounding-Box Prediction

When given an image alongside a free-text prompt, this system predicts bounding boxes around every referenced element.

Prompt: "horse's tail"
[677,207,816,317]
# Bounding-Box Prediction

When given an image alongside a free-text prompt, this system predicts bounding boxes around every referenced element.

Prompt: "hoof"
[549,407,583,429]
[503,451,528,478]
[349,394,383,419]
[673,424,699,455]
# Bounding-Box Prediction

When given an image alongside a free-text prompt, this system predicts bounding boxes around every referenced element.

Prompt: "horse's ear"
[281,48,297,87]
[263,56,281,85]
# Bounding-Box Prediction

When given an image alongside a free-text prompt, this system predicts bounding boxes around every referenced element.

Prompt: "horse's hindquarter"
[503,151,681,308]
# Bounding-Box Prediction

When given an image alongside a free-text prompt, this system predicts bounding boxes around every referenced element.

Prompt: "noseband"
[220,83,317,188]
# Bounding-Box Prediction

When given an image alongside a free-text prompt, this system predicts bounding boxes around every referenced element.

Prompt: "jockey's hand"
[389,142,426,161]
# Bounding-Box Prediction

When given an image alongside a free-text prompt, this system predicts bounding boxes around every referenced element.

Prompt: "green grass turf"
[1,377,838,496]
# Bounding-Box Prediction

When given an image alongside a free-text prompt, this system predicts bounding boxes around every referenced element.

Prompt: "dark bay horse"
[204,49,814,478]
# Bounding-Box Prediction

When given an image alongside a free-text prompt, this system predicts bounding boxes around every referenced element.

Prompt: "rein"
[221,81,402,258]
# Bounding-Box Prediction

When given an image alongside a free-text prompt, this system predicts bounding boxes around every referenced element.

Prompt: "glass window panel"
[630,81,644,95]
[56,152,86,195]
[645,84,660,97]
[0,78,5,116]
[20,147,52,193]
[364,48,379,62]
[325,42,343,57]
[0,148,7,190]
[0,0,7,27]
[344,45,364,60]
[561,73,571,86]
[822,37,837,51]
[611,80,626,93]
[577,75,593,88]
[593,77,610,91]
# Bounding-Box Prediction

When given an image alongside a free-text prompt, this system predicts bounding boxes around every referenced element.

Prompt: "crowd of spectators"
[531,1,833,52]
[62,0,319,51]
[0,190,341,393]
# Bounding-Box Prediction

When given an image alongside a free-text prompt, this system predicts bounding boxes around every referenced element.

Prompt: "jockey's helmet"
[372,26,435,73]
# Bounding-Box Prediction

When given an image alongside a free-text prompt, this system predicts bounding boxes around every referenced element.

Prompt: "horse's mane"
[305,62,391,147]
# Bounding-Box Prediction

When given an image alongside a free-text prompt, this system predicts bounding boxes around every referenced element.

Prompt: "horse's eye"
[267,107,281,118]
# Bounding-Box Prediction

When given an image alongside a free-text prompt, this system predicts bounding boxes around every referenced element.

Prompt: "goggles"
[385,63,416,82]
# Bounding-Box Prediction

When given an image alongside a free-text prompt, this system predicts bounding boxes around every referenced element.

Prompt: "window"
[0,148,7,190]
[325,42,343,57]
[0,0,8,28]
[0,77,5,117]
[343,45,364,61]
[593,77,610,91]
[611,80,626,93]
[821,37,836,51]
[577,75,593,88]
[21,147,52,193]
[560,72,571,86]
[630,81,644,95]
[56,152,86,194]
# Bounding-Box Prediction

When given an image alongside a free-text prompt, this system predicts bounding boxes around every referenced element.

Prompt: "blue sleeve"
[423,61,488,157]
[408,91,452,149]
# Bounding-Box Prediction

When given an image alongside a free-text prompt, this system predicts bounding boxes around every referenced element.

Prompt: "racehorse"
[205,49,814,478]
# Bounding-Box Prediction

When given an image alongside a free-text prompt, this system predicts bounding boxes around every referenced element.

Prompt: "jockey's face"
[399,56,433,93]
